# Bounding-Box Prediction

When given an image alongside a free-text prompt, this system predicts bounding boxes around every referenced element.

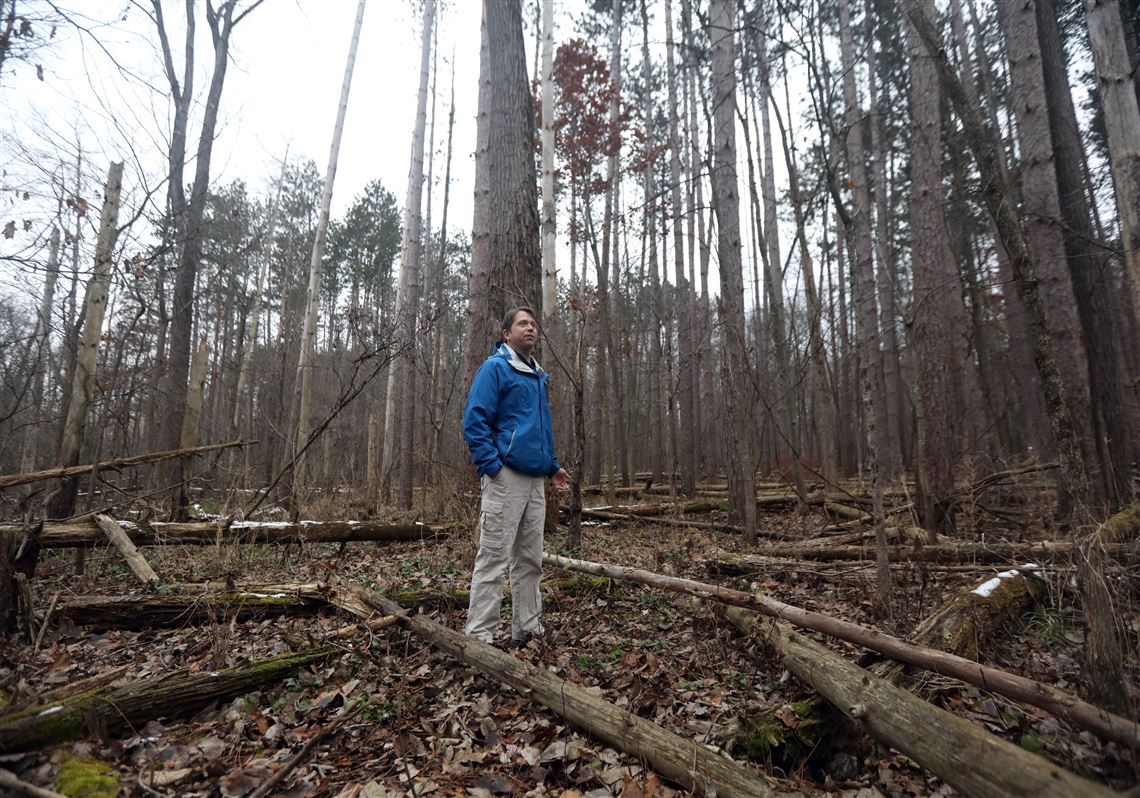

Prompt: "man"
[463,306,570,647]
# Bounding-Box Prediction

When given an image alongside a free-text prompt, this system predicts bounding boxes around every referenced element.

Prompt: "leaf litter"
[1,498,1135,795]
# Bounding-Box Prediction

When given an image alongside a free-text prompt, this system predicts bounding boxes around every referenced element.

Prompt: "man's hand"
[552,468,571,492]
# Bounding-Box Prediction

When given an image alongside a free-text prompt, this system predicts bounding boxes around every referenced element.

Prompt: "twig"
[247,702,360,798]
[32,591,60,655]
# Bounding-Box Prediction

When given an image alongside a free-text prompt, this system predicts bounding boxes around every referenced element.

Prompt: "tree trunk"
[464,0,541,393]
[724,611,1115,798]
[1085,0,1140,318]
[709,0,758,541]
[295,0,368,503]
[48,162,124,520]
[0,647,336,754]
[20,227,60,475]
[179,338,209,489]
[540,0,556,319]
[906,0,973,534]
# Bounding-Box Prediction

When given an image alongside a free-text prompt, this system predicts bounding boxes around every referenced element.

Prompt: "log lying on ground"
[580,499,724,516]
[543,553,1140,749]
[578,508,797,538]
[705,555,999,581]
[325,579,801,798]
[57,590,325,630]
[6,519,452,549]
[725,609,1114,798]
[0,646,336,753]
[712,539,1140,568]
[93,514,159,584]
[0,439,252,490]
[1099,504,1140,543]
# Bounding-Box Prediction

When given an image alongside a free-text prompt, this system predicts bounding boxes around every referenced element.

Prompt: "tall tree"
[709,0,758,540]
[465,0,541,387]
[292,0,367,503]
[1085,0,1140,318]
[540,0,557,320]
[156,0,264,516]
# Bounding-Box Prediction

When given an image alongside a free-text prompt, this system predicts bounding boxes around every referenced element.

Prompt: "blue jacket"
[464,343,561,478]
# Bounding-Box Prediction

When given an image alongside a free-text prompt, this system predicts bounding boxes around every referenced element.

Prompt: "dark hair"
[501,306,537,332]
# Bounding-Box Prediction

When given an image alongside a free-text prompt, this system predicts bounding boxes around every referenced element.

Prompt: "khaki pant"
[464,465,546,643]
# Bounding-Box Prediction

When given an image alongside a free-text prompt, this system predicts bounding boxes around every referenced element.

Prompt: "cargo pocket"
[479,498,505,553]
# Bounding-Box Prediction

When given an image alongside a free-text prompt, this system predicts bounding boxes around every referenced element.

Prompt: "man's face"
[503,311,539,356]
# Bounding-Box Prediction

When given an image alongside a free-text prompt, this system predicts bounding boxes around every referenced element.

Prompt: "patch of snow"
[238,592,288,599]
[117,520,139,529]
[37,706,64,717]
[972,564,1039,597]
[230,521,292,529]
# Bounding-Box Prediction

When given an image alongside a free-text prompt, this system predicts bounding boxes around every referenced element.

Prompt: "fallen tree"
[325,579,802,798]
[0,440,252,490]
[56,590,324,630]
[578,508,796,538]
[710,539,1140,567]
[725,608,1114,798]
[0,646,337,753]
[4,519,452,549]
[542,553,1140,749]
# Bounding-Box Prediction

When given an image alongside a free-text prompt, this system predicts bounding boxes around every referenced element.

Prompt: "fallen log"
[0,646,337,753]
[93,514,159,585]
[714,539,1140,566]
[1099,504,1140,543]
[725,609,1114,798]
[326,579,801,798]
[543,553,1140,750]
[7,519,451,549]
[580,499,724,516]
[578,508,797,539]
[0,439,253,490]
[56,590,324,630]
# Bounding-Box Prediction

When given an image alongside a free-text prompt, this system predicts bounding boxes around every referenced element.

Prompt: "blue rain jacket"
[463,343,561,478]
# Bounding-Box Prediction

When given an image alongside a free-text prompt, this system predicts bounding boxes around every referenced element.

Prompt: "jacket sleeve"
[463,360,502,477]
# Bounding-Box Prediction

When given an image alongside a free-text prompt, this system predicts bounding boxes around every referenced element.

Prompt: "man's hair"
[501,306,537,332]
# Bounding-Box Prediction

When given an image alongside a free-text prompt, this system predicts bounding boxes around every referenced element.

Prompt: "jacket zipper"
[506,428,517,456]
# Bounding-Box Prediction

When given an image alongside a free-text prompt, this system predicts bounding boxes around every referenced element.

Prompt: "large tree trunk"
[1085,0,1140,318]
[724,611,1115,798]
[382,0,434,509]
[47,162,124,520]
[464,0,541,392]
[709,0,758,541]
[539,0,556,319]
[295,0,367,504]
[906,0,973,534]
[0,647,336,754]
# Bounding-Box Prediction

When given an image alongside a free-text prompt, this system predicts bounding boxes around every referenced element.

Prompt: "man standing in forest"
[463,307,570,647]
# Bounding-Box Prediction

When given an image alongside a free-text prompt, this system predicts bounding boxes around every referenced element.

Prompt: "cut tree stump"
[326,579,802,798]
[0,646,337,753]
[93,514,159,584]
[725,608,1115,798]
[543,553,1140,749]
[5,519,452,549]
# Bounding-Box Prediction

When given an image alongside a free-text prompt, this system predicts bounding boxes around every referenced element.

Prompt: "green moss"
[56,756,120,798]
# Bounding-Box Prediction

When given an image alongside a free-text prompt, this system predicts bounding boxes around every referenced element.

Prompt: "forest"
[0,0,1138,795]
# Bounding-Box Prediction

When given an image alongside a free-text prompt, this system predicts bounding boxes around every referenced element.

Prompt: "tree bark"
[709,0,758,541]
[0,647,336,754]
[47,162,124,520]
[1085,0,1140,318]
[724,611,1115,798]
[93,514,160,585]
[540,0,556,319]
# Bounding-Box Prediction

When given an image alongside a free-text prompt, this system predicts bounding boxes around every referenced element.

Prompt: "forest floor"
[1,487,1136,797]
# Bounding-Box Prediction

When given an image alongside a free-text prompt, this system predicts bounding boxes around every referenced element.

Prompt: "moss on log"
[0,646,336,753]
